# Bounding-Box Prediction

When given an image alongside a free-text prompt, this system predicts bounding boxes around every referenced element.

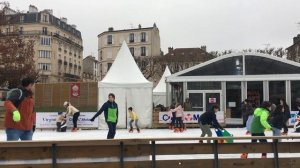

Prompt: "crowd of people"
[3,78,299,144]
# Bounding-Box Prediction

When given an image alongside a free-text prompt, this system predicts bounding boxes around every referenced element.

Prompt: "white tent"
[153,66,171,107]
[98,41,153,129]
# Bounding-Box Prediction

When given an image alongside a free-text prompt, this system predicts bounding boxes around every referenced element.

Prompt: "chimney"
[29,5,38,13]
[61,17,68,23]
[201,45,207,52]
[294,34,300,44]
[138,24,142,29]
[168,47,173,53]
[108,27,114,31]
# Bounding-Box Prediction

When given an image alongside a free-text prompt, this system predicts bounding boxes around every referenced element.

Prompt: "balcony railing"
[69,63,73,67]
[58,59,62,64]
[64,73,80,79]
[64,61,68,66]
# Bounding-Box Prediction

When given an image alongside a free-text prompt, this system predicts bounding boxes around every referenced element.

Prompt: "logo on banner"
[71,83,80,98]
[184,113,193,121]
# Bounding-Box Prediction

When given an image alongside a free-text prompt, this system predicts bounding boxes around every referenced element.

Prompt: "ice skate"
[281,132,288,136]
[129,128,133,133]
[174,128,180,133]
[245,131,251,135]
[240,153,248,159]
[71,128,78,132]
[261,154,267,158]
[137,128,140,133]
[180,128,184,132]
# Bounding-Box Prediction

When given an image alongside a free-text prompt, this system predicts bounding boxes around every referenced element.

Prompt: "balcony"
[64,73,80,79]
[64,61,68,66]
[78,66,82,69]
[69,63,73,67]
[58,59,62,64]
[74,64,77,68]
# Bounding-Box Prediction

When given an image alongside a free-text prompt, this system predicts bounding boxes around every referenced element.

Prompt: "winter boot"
[199,140,203,143]
[180,128,184,132]
[71,128,78,132]
[281,132,288,136]
[240,153,248,159]
[245,131,251,135]
[174,128,180,133]
[129,128,133,133]
[137,128,140,133]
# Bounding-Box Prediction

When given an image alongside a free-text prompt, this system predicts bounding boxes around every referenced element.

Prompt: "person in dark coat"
[269,105,284,137]
[198,104,223,143]
[241,99,253,129]
[279,98,290,135]
[90,93,118,139]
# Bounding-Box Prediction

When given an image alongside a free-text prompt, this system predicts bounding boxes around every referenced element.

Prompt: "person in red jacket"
[4,77,36,141]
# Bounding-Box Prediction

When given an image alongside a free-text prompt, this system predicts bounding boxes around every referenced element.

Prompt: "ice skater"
[128,107,140,133]
[198,104,223,143]
[241,101,272,159]
[168,103,176,130]
[269,105,284,137]
[56,112,67,132]
[174,102,184,133]
[90,93,119,139]
[279,98,290,135]
[64,101,80,132]
[241,99,253,135]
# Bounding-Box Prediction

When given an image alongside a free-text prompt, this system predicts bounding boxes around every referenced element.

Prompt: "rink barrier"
[0,136,300,168]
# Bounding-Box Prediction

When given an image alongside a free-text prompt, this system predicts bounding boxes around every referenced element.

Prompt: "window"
[129,33,134,43]
[141,32,146,42]
[291,81,300,111]
[187,82,221,90]
[129,47,135,56]
[6,27,10,35]
[38,63,51,71]
[20,15,24,22]
[38,50,51,58]
[43,15,48,22]
[107,35,112,44]
[107,63,112,71]
[40,37,51,45]
[141,47,146,56]
[269,81,286,105]
[226,82,242,118]
[42,27,47,35]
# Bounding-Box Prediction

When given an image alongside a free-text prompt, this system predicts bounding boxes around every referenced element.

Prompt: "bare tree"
[0,2,38,88]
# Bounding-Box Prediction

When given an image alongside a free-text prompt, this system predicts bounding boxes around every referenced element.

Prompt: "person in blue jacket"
[90,93,118,139]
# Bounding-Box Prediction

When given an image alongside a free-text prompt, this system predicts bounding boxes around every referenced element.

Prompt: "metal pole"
[272,139,279,168]
[213,140,219,168]
[151,141,156,168]
[51,144,57,168]
[120,141,124,168]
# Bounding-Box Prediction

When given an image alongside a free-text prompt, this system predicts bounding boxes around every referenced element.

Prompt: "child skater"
[56,112,67,132]
[128,107,140,133]
[174,102,184,133]
[168,102,176,130]
[198,104,223,143]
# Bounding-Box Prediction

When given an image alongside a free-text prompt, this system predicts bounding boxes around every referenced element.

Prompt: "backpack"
[6,88,25,108]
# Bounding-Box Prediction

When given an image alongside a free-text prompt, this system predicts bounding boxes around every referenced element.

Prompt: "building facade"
[97,23,161,79]
[0,5,83,83]
[82,55,99,82]
[287,34,300,62]
[166,52,300,125]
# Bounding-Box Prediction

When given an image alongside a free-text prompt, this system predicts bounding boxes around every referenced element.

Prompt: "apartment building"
[0,5,83,83]
[97,23,161,79]
[82,55,99,82]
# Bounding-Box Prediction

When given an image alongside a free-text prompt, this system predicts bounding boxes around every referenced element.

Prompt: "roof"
[167,52,300,82]
[100,41,152,86]
[163,48,214,62]
[97,27,156,37]
[153,66,171,93]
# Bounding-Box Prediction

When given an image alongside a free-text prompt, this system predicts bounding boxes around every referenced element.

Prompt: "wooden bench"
[0,136,300,168]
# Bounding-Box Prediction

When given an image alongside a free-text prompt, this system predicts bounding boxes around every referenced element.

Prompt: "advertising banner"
[159,111,225,124]
[36,112,98,128]
[71,83,80,98]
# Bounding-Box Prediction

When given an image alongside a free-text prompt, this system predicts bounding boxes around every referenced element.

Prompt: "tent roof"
[153,66,171,93]
[101,41,152,86]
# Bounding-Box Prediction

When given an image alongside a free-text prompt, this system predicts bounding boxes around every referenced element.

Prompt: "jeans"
[251,133,267,156]
[6,128,33,141]
[107,122,117,139]
[73,112,80,128]
[246,115,253,132]
[129,119,139,129]
[175,117,183,128]
[199,123,212,143]
[272,128,281,136]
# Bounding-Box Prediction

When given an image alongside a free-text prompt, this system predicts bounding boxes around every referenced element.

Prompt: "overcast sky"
[8,0,300,57]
